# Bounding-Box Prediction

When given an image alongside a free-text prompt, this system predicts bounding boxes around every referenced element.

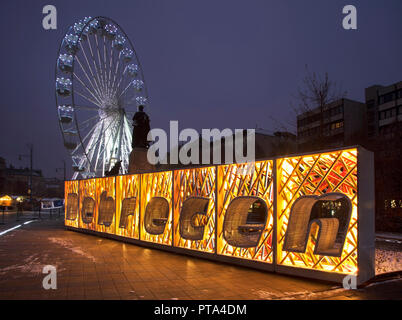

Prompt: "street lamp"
[18,143,33,211]
[56,160,66,181]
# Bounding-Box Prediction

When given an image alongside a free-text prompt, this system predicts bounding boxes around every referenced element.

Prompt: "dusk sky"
[0,0,401,178]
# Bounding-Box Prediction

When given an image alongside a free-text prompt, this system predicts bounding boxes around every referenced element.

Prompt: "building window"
[379,108,396,120]
[330,121,343,130]
[368,125,375,137]
[367,110,375,122]
[323,105,343,119]
[384,199,402,209]
[366,100,375,109]
[379,92,395,105]
[379,124,395,137]
[399,89,402,99]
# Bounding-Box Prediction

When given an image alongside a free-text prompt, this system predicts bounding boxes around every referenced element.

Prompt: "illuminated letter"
[81,197,95,224]
[66,193,78,220]
[222,196,268,248]
[179,197,210,240]
[98,191,115,226]
[119,197,136,228]
[283,193,352,256]
[144,197,169,235]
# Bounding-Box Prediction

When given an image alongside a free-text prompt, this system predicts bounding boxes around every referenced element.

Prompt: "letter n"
[283,193,352,256]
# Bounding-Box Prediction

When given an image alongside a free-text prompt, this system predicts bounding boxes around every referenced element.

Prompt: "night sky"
[0,0,401,178]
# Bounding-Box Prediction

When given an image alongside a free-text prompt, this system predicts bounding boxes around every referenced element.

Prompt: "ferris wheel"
[55,16,149,179]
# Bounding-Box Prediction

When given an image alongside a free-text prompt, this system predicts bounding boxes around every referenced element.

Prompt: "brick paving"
[0,217,400,300]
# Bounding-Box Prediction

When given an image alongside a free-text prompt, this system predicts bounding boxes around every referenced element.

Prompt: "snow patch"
[48,237,96,262]
[375,248,402,275]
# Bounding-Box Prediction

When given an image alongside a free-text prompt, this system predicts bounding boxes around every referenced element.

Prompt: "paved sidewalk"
[0,218,400,300]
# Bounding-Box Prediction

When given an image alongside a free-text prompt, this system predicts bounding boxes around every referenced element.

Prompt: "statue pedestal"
[128,147,155,174]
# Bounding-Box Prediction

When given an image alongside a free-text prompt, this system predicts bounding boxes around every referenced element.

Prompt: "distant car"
[40,198,64,210]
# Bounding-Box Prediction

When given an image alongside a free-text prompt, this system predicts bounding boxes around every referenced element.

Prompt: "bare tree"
[266,66,347,138]
[291,65,347,151]
[294,65,347,114]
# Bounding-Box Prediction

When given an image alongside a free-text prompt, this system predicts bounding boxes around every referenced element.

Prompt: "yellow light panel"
[173,166,216,253]
[140,171,173,245]
[217,161,274,263]
[276,149,358,274]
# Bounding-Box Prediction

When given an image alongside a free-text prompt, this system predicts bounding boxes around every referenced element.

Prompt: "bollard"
[50,209,52,219]
[39,206,41,220]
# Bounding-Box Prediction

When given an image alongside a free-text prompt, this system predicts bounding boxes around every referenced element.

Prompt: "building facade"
[365,81,402,139]
[365,81,402,232]
[297,98,366,152]
[0,157,64,199]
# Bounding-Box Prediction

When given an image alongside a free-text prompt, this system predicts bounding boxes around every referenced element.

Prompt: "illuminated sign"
[283,193,352,257]
[65,147,375,284]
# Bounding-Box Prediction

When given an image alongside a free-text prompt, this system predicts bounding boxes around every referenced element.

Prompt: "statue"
[132,105,150,149]
[128,105,154,173]
[105,160,121,176]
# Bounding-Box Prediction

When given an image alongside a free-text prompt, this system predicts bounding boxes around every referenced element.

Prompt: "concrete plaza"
[0,214,401,300]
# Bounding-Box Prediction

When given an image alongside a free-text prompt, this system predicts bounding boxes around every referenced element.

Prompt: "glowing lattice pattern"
[78,178,97,231]
[276,148,358,274]
[116,174,140,239]
[140,171,173,245]
[95,177,116,234]
[217,161,274,263]
[65,180,79,228]
[173,167,216,253]
[65,147,372,283]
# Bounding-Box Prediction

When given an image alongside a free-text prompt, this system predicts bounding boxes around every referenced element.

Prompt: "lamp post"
[56,160,66,181]
[19,144,33,212]
[56,161,66,220]
[0,206,5,225]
